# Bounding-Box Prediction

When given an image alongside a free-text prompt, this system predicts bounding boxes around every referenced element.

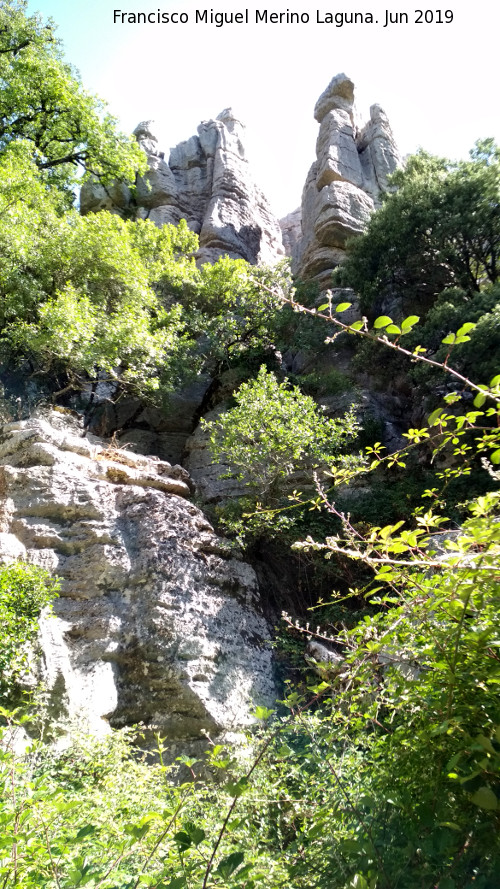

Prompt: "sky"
[26,0,500,218]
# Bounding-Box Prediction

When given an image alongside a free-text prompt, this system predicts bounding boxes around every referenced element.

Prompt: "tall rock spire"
[286,73,402,288]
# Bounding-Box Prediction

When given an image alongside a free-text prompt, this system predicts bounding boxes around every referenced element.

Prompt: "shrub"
[0,561,58,698]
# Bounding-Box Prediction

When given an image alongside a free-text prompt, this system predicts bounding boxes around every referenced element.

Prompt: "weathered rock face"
[288,74,401,289]
[0,412,276,741]
[85,377,212,466]
[81,111,284,267]
[183,407,247,503]
[279,207,302,266]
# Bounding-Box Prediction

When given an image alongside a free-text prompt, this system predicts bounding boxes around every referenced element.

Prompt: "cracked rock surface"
[81,111,284,268]
[285,73,402,290]
[0,411,276,740]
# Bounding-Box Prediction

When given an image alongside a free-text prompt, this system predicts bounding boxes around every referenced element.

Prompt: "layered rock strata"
[289,73,401,288]
[81,111,284,267]
[0,411,276,741]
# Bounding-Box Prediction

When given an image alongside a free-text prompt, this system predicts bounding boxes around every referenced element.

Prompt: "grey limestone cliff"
[81,110,284,267]
[0,411,276,743]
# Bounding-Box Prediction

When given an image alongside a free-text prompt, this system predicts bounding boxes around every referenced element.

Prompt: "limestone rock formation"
[86,376,212,466]
[0,411,276,741]
[279,207,302,266]
[288,74,402,289]
[183,407,247,503]
[81,112,284,267]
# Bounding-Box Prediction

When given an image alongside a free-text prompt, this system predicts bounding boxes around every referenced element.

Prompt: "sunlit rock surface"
[81,112,284,267]
[0,411,276,740]
[286,73,402,289]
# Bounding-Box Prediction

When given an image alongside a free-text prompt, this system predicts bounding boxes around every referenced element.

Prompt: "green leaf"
[473,391,487,407]
[174,830,192,850]
[373,315,392,329]
[126,822,151,840]
[456,322,476,336]
[470,786,498,810]
[224,777,249,798]
[385,324,401,334]
[175,755,197,768]
[253,705,274,721]
[215,851,245,879]
[349,320,364,331]
[475,734,497,755]
[401,314,420,332]
[428,408,444,426]
[184,821,205,846]
[347,874,369,888]
[441,333,456,345]
[317,303,329,312]
[75,825,97,840]
[490,448,500,464]
[335,301,352,312]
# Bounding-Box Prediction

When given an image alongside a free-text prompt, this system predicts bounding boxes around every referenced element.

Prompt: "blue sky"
[26,0,500,217]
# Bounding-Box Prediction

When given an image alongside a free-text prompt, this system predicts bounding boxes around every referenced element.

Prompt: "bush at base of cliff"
[204,365,360,509]
[0,562,58,700]
[0,713,291,888]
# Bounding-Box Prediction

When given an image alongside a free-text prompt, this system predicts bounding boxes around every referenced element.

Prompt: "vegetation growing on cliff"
[0,562,58,699]
[0,2,499,887]
[337,142,500,310]
[336,142,500,388]
[1,356,499,888]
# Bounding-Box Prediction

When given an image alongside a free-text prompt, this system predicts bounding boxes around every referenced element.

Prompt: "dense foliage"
[204,365,359,502]
[337,141,500,311]
[0,562,58,698]
[1,465,499,887]
[0,144,288,405]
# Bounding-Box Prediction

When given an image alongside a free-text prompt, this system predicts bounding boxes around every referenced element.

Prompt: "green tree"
[337,141,500,311]
[0,144,287,404]
[172,258,289,375]
[0,141,289,407]
[1,202,194,401]
[204,365,359,504]
[0,0,146,196]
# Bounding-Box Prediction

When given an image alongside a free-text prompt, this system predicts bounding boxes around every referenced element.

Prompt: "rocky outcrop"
[0,411,276,742]
[85,377,212,466]
[81,112,284,267]
[184,407,247,503]
[279,207,302,266]
[289,74,401,289]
